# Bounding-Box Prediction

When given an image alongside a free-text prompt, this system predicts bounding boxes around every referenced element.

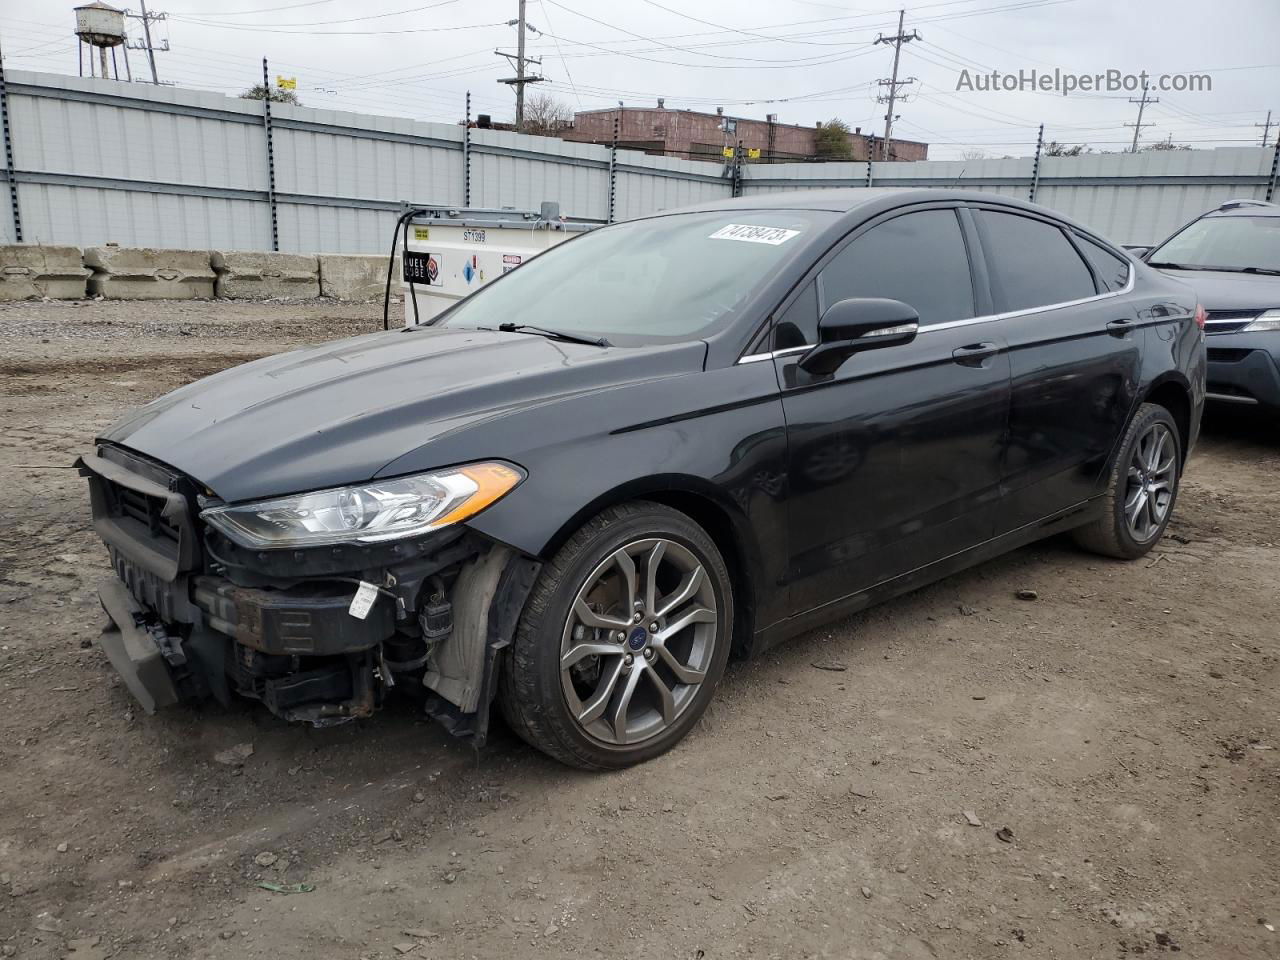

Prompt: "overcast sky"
[1,0,1277,160]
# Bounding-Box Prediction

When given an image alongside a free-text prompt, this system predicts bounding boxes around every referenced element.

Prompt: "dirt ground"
[0,298,1276,960]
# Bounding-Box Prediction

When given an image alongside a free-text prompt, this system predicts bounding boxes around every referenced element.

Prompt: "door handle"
[951,342,999,366]
[1106,318,1136,337]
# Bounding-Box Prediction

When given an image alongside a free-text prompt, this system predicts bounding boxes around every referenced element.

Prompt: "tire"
[498,501,734,770]
[1073,402,1182,560]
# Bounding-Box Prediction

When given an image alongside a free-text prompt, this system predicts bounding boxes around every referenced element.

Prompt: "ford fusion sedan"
[1142,198,1280,413]
[80,189,1205,769]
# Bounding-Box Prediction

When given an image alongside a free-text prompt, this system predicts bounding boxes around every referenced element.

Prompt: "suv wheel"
[499,502,733,769]
[1073,402,1182,559]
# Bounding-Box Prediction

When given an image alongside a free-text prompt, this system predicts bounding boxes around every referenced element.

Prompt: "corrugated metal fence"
[1,69,1277,252]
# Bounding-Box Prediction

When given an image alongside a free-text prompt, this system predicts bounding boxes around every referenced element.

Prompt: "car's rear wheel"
[1073,402,1182,559]
[499,501,733,769]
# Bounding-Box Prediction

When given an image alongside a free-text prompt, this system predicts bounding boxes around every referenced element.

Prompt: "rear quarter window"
[1075,235,1131,291]
[978,210,1098,312]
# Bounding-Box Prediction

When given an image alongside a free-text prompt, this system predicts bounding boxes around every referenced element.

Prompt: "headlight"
[201,462,524,549]
[1242,309,1280,332]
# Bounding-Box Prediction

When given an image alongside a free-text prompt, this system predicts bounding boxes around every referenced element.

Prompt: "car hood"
[103,326,707,502]
[1151,267,1280,312]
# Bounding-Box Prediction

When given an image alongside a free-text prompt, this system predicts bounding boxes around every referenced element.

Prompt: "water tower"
[75,2,129,81]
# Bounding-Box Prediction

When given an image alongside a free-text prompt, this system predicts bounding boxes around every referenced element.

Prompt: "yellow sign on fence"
[722,146,734,158]
[747,147,761,159]
[276,76,297,91]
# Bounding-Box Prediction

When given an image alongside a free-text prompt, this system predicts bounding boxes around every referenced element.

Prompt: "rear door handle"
[1106,318,1136,337]
[951,342,999,366]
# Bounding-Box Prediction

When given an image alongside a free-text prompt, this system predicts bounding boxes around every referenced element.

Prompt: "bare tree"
[1043,140,1091,157]
[522,92,573,137]
[961,148,989,160]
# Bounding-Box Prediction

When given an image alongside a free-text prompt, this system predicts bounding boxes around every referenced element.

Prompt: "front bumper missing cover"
[97,575,181,714]
[82,445,539,739]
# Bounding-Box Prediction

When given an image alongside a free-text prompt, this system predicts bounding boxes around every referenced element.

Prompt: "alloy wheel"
[1124,422,1177,542]
[559,538,718,746]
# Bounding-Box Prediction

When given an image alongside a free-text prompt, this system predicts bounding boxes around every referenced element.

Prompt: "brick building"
[559,104,928,163]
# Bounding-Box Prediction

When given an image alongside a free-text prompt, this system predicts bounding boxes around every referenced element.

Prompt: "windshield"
[1148,214,1280,272]
[435,210,824,342]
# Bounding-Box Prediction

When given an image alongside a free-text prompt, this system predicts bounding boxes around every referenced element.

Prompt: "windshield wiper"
[1145,261,1216,271]
[492,322,611,347]
[1146,261,1280,276]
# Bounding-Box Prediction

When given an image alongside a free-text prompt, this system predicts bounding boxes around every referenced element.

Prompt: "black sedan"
[80,189,1206,769]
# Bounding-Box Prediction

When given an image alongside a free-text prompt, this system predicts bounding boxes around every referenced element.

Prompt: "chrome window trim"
[737,261,1136,363]
[739,345,809,364]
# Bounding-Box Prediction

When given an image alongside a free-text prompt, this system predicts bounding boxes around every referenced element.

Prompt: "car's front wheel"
[499,501,733,769]
[1073,402,1182,559]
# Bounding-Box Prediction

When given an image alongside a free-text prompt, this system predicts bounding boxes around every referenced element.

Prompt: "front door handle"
[951,342,999,366]
[1106,318,1136,337]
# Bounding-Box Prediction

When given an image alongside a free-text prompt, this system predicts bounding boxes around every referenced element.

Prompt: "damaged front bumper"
[78,444,538,741]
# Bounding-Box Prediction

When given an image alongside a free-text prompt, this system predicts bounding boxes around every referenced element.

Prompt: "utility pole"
[874,10,920,162]
[125,1,169,84]
[1125,82,1158,153]
[495,0,544,131]
[1257,109,1274,148]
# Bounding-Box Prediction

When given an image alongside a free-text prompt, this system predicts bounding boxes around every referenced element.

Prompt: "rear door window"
[977,210,1098,311]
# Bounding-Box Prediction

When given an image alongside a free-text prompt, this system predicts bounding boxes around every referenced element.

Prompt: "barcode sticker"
[349,581,379,620]
[708,223,801,245]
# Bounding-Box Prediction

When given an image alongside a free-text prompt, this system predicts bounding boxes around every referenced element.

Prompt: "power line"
[180,0,337,15]
[171,0,462,30]
[541,0,865,65]
[536,0,581,108]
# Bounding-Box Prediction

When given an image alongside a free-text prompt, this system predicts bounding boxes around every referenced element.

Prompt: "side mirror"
[1122,244,1151,260]
[798,297,919,376]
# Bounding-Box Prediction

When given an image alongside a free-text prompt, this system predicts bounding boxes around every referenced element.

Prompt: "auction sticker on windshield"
[708,224,801,245]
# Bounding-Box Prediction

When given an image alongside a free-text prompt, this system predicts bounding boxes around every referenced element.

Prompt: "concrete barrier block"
[211,250,321,299]
[318,253,398,301]
[84,246,215,299]
[0,244,89,299]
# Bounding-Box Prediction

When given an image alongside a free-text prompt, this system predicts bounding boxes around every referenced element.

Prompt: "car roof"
[669,187,1060,216]
[1203,201,1280,219]
[661,187,1117,250]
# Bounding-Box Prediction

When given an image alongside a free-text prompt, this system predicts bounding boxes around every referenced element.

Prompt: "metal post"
[732,139,743,198]
[0,38,22,242]
[865,136,875,187]
[463,90,471,207]
[606,110,619,223]
[1029,123,1044,203]
[1266,130,1280,203]
[261,58,279,252]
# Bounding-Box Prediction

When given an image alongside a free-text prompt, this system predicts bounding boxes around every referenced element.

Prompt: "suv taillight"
[1194,304,1207,330]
